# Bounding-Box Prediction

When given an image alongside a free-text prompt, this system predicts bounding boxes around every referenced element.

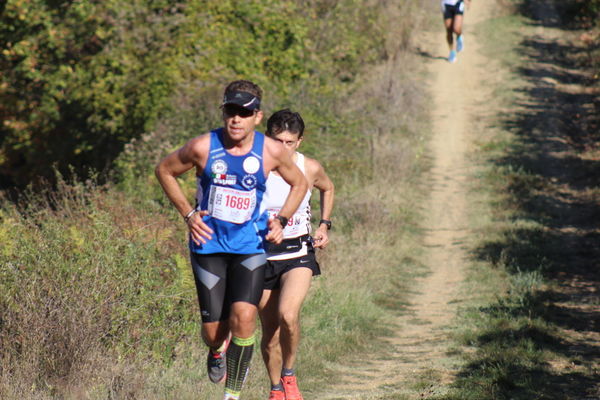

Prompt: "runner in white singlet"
[262,152,312,260]
[258,109,334,400]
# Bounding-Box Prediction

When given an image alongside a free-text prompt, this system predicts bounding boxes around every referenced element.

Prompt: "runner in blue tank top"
[192,127,269,254]
[155,80,308,400]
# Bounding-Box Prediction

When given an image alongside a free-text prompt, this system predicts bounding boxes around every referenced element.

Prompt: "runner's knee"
[230,304,257,330]
[279,310,300,332]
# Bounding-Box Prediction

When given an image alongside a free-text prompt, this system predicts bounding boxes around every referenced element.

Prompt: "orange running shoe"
[281,375,303,400]
[268,389,285,400]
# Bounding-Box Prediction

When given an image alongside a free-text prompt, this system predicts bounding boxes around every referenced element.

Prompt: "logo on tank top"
[243,156,260,174]
[212,174,237,185]
[241,174,257,189]
[211,159,237,185]
[212,159,228,174]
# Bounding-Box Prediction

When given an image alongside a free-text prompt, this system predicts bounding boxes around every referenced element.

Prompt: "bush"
[0,178,197,394]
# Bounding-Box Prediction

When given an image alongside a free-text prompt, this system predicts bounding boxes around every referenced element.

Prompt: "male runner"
[155,82,308,400]
[258,109,334,400]
[441,0,471,62]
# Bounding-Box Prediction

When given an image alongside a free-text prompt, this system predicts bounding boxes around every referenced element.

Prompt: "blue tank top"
[190,128,269,254]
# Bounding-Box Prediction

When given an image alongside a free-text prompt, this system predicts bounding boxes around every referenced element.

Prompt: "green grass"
[429,1,600,399]
[0,122,428,400]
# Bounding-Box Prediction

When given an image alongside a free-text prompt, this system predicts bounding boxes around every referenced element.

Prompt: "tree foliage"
[0,0,390,190]
[0,1,183,187]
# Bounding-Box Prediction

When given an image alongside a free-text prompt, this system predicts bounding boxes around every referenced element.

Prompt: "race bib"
[208,186,256,224]
[267,208,310,238]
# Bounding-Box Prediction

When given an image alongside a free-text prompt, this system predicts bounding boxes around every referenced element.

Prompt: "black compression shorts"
[190,252,267,323]
[443,1,465,19]
[264,240,320,291]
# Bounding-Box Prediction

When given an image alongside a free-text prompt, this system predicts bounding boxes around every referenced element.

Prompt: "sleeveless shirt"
[190,128,269,254]
[262,152,312,260]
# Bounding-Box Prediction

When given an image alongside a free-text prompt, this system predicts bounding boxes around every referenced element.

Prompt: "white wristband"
[184,208,197,223]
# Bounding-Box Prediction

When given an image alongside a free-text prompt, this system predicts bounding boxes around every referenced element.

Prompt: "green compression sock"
[225,334,255,396]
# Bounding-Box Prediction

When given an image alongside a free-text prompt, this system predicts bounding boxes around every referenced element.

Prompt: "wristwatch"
[319,219,332,230]
[275,215,288,228]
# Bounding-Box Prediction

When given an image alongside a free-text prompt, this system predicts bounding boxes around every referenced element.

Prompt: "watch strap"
[275,215,288,228]
[319,219,332,230]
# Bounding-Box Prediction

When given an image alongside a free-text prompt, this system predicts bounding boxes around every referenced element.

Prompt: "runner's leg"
[444,17,454,50]
[278,267,313,370]
[453,14,464,38]
[191,253,231,347]
[259,288,284,386]
[202,321,230,348]
[225,302,258,399]
[224,253,266,399]
[191,253,231,383]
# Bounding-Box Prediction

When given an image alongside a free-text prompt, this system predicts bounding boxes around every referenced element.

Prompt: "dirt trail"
[317,2,494,399]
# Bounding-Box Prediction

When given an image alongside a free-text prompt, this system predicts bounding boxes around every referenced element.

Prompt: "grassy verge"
[433,1,600,399]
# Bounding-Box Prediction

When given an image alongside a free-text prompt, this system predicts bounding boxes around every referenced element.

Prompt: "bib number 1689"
[226,194,251,210]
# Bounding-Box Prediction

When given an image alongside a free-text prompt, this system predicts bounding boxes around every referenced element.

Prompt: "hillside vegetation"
[1,0,430,398]
[1,0,597,398]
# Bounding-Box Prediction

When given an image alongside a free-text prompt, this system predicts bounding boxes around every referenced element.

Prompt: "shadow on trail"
[451,2,599,399]
[414,46,449,61]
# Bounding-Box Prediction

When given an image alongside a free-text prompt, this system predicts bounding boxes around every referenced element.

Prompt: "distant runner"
[441,0,471,62]
[155,81,308,400]
[258,109,335,400]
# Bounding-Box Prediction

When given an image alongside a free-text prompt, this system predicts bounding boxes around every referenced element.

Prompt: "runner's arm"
[155,136,214,244]
[307,158,334,248]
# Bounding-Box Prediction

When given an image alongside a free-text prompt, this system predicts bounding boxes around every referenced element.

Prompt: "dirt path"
[317,2,494,399]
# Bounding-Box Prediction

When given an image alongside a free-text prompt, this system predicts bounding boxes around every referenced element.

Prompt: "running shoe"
[281,375,303,400]
[223,390,240,400]
[207,338,229,383]
[457,35,464,52]
[268,389,286,400]
[448,50,457,63]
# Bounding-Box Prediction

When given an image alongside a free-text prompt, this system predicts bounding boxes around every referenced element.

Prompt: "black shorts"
[190,252,266,323]
[264,240,321,291]
[443,1,465,19]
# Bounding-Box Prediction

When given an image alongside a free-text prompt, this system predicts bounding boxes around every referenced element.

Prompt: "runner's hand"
[313,226,329,249]
[266,217,284,244]
[187,210,213,245]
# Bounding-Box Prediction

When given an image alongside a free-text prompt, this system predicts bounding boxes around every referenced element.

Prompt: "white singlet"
[441,0,465,13]
[262,152,312,260]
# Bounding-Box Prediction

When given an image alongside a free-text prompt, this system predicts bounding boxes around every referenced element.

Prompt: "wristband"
[184,208,197,223]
